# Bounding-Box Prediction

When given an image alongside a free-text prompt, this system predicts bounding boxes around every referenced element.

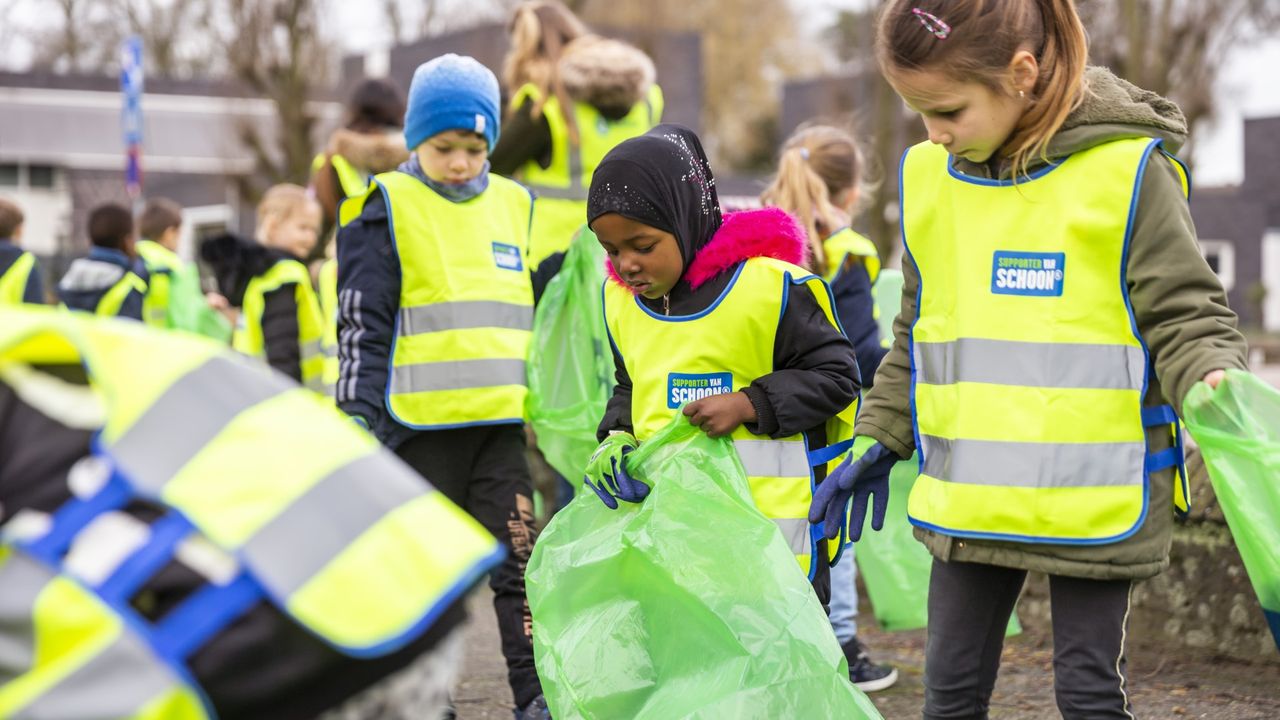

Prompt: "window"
[27,165,55,188]
[0,164,17,187]
[1199,240,1235,292]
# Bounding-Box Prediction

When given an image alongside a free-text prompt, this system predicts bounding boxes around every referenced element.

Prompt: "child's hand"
[1203,369,1226,389]
[683,392,757,438]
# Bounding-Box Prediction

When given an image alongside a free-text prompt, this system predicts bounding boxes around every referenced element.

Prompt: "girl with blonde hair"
[810,1,1248,716]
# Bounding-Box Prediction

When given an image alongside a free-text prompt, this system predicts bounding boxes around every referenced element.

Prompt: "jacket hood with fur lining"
[559,36,655,116]
[607,207,808,294]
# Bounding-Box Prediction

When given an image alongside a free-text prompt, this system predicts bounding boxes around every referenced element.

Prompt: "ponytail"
[762,148,833,276]
[1005,0,1088,180]
[761,125,863,277]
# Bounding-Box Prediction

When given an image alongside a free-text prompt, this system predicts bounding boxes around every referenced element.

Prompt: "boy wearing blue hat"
[335,54,551,719]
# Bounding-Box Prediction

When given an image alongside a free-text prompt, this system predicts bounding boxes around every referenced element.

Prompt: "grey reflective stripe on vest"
[772,518,811,556]
[524,184,586,201]
[301,339,324,360]
[389,358,526,395]
[14,611,186,719]
[920,435,1145,488]
[0,551,47,687]
[914,339,1145,390]
[241,453,426,597]
[398,301,534,336]
[734,438,811,479]
[110,356,292,494]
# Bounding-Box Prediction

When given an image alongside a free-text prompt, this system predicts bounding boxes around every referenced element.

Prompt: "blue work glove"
[808,436,898,541]
[583,433,649,509]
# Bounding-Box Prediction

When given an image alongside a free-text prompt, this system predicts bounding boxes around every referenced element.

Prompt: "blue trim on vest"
[376,176,528,432]
[944,152,1064,186]
[1141,405,1178,426]
[902,139,1171,545]
[809,438,854,467]
[152,572,264,661]
[22,464,132,565]
[1119,138,1168,530]
[632,262,746,322]
[900,149,928,482]
[95,513,194,605]
[801,432,821,580]
[13,548,220,718]
[1160,150,1193,201]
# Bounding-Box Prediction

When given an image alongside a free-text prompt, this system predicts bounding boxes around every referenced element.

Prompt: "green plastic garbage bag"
[527,416,882,719]
[526,226,614,483]
[872,268,903,341]
[1183,369,1280,651]
[854,457,1021,636]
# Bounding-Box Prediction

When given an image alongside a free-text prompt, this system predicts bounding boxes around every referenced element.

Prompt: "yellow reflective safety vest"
[0,250,37,304]
[341,171,534,429]
[312,151,372,199]
[823,227,880,285]
[136,239,181,327]
[901,138,1190,544]
[603,257,859,578]
[319,257,339,397]
[0,308,503,718]
[513,83,664,267]
[233,257,326,393]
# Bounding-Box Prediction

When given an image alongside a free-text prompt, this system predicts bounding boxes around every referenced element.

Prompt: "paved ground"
[455,587,1280,719]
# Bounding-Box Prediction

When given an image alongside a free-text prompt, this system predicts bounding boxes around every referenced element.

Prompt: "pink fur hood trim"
[606,207,808,293]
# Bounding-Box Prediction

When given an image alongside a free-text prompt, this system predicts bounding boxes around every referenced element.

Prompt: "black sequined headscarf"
[586,124,723,271]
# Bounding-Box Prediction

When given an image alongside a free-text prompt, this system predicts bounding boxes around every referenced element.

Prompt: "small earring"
[1019,90,1026,99]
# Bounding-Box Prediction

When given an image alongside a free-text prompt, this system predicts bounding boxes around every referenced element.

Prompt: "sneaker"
[843,636,899,692]
[515,694,552,720]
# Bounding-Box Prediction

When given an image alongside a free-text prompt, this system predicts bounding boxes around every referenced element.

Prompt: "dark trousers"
[924,559,1135,720]
[396,424,542,708]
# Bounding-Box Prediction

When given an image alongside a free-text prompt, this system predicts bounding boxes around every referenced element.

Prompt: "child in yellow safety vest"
[335,54,558,720]
[808,1,1251,717]
[584,124,862,613]
[0,197,44,305]
[56,203,146,319]
[491,0,663,270]
[200,184,325,391]
[761,124,898,693]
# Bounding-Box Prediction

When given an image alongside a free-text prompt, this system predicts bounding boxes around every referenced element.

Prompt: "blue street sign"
[120,36,144,196]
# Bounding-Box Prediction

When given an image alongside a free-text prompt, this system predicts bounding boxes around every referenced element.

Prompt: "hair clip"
[911,7,951,40]
[799,147,811,160]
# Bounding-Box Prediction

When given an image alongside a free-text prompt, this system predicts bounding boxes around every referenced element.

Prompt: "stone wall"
[1016,450,1280,663]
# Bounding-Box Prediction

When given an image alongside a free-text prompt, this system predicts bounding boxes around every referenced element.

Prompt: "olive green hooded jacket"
[857,66,1249,580]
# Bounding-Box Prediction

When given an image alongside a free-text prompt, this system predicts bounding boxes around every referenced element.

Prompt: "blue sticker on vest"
[991,251,1065,297]
[667,372,733,409]
[493,242,524,272]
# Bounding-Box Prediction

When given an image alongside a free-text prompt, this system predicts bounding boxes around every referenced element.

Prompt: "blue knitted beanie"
[403,54,500,151]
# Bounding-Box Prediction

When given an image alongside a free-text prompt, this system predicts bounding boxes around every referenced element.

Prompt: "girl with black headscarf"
[583,124,861,605]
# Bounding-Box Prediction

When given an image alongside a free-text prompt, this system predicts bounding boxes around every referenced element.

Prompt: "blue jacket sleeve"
[830,260,887,386]
[23,258,44,304]
[335,189,410,448]
[119,287,145,321]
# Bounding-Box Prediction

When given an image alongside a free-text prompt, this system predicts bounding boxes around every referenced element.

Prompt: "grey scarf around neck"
[399,153,491,202]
